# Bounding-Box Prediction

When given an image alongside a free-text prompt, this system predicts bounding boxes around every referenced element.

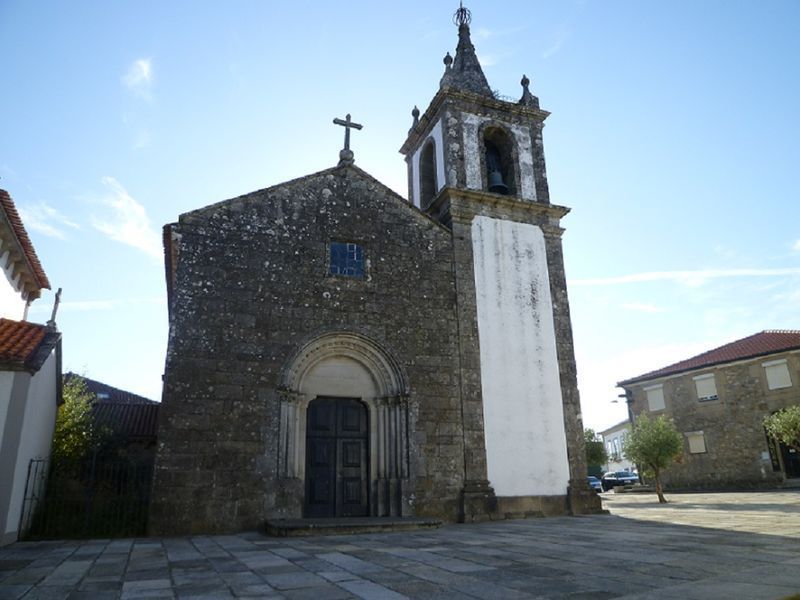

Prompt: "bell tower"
[401,4,602,520]
[401,5,551,218]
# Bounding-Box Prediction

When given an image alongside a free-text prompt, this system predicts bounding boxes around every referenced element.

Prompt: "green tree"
[763,406,800,452]
[584,428,608,472]
[51,376,97,468]
[623,414,682,503]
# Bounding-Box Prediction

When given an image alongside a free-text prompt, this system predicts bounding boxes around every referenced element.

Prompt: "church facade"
[150,7,601,535]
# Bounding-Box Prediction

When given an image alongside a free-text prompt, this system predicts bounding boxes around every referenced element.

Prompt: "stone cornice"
[430,187,569,233]
[400,88,551,155]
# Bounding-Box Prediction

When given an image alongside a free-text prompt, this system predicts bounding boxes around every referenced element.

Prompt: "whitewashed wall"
[0,249,26,320]
[471,216,570,496]
[0,372,15,460]
[3,351,58,541]
[410,119,445,208]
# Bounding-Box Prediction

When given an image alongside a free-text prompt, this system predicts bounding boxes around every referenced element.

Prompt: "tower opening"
[419,140,438,207]
[483,127,516,196]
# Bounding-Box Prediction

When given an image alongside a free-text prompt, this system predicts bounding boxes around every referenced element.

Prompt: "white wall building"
[0,188,60,546]
[600,419,636,473]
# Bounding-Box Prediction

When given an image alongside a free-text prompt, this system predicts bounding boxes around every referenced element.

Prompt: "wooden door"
[305,398,369,517]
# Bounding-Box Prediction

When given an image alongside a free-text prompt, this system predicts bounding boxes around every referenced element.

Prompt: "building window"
[329,242,364,278]
[686,431,707,454]
[644,384,665,411]
[419,139,437,207]
[762,359,792,390]
[693,373,718,401]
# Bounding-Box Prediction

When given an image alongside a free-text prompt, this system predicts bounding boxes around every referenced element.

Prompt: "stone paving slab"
[0,491,799,599]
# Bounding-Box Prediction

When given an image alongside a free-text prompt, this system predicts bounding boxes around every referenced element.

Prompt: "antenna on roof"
[47,287,62,329]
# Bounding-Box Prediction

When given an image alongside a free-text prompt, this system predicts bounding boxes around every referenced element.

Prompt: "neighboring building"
[65,372,157,405]
[0,188,60,546]
[599,420,635,473]
[65,372,159,462]
[618,330,800,489]
[151,7,601,535]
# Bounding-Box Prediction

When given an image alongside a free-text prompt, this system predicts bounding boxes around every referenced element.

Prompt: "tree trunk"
[654,467,667,503]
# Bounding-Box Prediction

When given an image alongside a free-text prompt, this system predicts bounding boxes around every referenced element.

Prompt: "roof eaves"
[0,189,51,293]
[618,343,800,387]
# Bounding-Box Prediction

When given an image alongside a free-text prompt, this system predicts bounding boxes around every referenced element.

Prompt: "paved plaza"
[1,491,799,599]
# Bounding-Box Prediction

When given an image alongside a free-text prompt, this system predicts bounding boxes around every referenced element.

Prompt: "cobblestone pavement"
[602,489,800,537]
[1,491,799,600]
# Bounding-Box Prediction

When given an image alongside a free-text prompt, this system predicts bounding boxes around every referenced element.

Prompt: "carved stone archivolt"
[277,332,411,516]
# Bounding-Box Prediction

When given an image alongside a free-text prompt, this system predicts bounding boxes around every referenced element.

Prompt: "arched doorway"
[278,332,411,517]
[305,397,369,517]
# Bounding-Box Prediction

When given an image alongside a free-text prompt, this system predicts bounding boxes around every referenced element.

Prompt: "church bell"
[488,169,509,195]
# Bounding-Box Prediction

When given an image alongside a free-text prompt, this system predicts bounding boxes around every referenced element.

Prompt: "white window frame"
[692,373,718,401]
[686,431,707,454]
[644,384,665,411]
[762,359,792,390]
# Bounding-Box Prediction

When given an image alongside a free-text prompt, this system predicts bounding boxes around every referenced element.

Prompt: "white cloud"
[570,267,800,287]
[621,302,666,314]
[476,53,497,67]
[792,239,800,252]
[91,177,161,259]
[122,58,154,101]
[17,203,80,240]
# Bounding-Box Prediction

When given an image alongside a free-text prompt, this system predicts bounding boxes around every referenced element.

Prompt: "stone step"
[264,517,443,537]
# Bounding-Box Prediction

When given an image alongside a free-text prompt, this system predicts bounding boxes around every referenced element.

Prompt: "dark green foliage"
[584,428,608,472]
[764,406,800,452]
[623,414,682,503]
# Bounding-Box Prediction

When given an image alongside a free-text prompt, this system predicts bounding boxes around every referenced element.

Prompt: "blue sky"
[1,1,798,431]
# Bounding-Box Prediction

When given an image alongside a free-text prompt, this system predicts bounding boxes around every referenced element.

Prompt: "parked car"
[587,476,602,493]
[601,470,640,491]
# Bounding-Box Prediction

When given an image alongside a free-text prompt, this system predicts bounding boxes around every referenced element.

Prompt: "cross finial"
[333,113,363,166]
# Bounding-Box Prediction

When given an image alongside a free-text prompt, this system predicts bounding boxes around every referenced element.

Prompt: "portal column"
[373,395,410,516]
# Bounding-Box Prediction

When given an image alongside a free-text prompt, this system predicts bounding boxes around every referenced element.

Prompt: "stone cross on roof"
[333,113,363,167]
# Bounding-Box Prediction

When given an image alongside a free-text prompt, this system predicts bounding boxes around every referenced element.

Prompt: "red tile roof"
[0,318,48,367]
[619,330,800,385]
[0,188,50,290]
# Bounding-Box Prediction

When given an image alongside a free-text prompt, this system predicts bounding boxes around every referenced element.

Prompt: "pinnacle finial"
[518,74,539,108]
[439,2,492,96]
[453,1,471,27]
[409,106,420,134]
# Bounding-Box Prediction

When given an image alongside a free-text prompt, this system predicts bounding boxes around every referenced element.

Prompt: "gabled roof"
[92,402,159,440]
[0,317,61,373]
[0,189,51,297]
[619,330,800,386]
[65,372,157,405]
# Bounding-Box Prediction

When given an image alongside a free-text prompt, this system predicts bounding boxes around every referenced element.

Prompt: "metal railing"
[20,455,153,539]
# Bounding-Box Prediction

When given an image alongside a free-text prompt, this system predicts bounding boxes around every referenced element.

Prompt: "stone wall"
[627,350,800,489]
[151,166,465,535]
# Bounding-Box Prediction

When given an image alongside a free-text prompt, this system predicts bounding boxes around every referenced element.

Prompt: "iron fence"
[20,455,153,539]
